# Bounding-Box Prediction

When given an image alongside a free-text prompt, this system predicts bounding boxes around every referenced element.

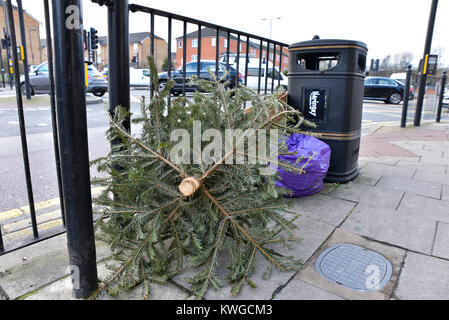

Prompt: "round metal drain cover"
[315,244,392,292]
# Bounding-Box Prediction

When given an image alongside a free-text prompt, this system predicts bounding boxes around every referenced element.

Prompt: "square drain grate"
[315,244,392,292]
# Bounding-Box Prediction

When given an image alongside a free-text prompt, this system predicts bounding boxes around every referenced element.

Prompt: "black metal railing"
[0,0,66,256]
[401,68,448,126]
[127,3,288,95]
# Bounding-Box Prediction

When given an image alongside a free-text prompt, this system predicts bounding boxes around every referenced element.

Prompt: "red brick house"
[176,27,289,72]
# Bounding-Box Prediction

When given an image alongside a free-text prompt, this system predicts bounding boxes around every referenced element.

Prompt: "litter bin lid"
[290,39,367,52]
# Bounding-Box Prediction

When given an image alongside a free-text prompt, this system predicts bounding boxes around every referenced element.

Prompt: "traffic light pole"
[17,0,31,99]
[414,0,439,126]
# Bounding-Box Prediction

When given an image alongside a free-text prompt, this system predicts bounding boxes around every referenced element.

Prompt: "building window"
[284,56,288,63]
[192,39,198,48]
[224,39,228,49]
[270,53,274,60]
[211,38,216,47]
[178,40,183,49]
[250,49,256,56]
[192,55,198,61]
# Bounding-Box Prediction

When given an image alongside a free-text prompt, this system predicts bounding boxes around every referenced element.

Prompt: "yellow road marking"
[2,219,63,243]
[2,209,62,234]
[0,208,25,222]
[0,187,104,222]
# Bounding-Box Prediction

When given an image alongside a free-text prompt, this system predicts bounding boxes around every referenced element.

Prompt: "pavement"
[1,120,449,300]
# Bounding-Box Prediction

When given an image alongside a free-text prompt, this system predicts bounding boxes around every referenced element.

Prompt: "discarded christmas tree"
[89,56,315,299]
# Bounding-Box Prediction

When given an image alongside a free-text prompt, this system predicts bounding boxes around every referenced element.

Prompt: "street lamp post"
[262,17,281,40]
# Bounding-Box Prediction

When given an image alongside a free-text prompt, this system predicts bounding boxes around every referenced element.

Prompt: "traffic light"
[90,27,98,50]
[3,33,11,47]
[83,29,87,50]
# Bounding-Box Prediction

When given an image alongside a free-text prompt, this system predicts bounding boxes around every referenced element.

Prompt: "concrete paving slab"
[273,279,344,300]
[376,175,441,199]
[172,215,335,300]
[394,161,447,174]
[0,233,112,299]
[420,156,449,166]
[296,229,406,300]
[353,162,416,186]
[395,252,449,300]
[24,259,190,300]
[432,222,449,260]
[413,170,449,185]
[398,193,449,223]
[341,204,436,255]
[318,183,340,195]
[287,194,356,226]
[329,182,404,209]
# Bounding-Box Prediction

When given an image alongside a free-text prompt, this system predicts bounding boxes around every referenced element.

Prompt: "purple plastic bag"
[275,133,331,198]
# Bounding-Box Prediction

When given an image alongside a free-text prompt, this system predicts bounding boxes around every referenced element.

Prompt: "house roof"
[98,32,165,47]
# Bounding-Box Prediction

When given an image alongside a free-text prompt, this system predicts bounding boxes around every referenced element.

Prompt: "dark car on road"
[20,60,108,97]
[364,77,412,104]
[158,60,242,95]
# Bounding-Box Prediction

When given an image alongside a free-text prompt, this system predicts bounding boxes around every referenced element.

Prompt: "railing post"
[108,0,130,132]
[414,0,439,126]
[16,0,31,99]
[436,71,447,123]
[51,0,97,299]
[5,0,38,238]
[401,65,412,127]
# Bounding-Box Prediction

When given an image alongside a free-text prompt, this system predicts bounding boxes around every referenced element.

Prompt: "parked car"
[101,68,108,80]
[130,68,151,88]
[158,60,242,95]
[20,61,108,97]
[220,54,288,91]
[364,77,409,104]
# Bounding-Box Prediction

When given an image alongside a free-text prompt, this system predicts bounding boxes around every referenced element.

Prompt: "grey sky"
[23,0,449,67]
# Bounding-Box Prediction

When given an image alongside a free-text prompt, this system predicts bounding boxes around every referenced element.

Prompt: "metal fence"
[402,68,448,126]
[0,0,66,255]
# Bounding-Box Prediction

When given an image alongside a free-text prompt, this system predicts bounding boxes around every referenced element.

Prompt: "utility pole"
[17,0,31,99]
[414,0,439,126]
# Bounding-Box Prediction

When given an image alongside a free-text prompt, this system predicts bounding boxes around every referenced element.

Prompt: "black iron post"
[401,65,412,127]
[16,0,31,99]
[51,0,98,298]
[5,0,38,238]
[414,0,439,126]
[44,0,65,226]
[436,71,447,123]
[108,0,130,132]
[0,48,5,88]
[2,0,13,89]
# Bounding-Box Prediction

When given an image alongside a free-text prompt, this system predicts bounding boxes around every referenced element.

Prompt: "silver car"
[20,61,108,97]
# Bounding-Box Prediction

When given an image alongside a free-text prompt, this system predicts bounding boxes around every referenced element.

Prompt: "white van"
[130,68,151,87]
[390,72,407,85]
[220,55,288,92]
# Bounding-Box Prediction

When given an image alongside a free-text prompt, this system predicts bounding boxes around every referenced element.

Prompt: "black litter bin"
[287,38,368,183]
